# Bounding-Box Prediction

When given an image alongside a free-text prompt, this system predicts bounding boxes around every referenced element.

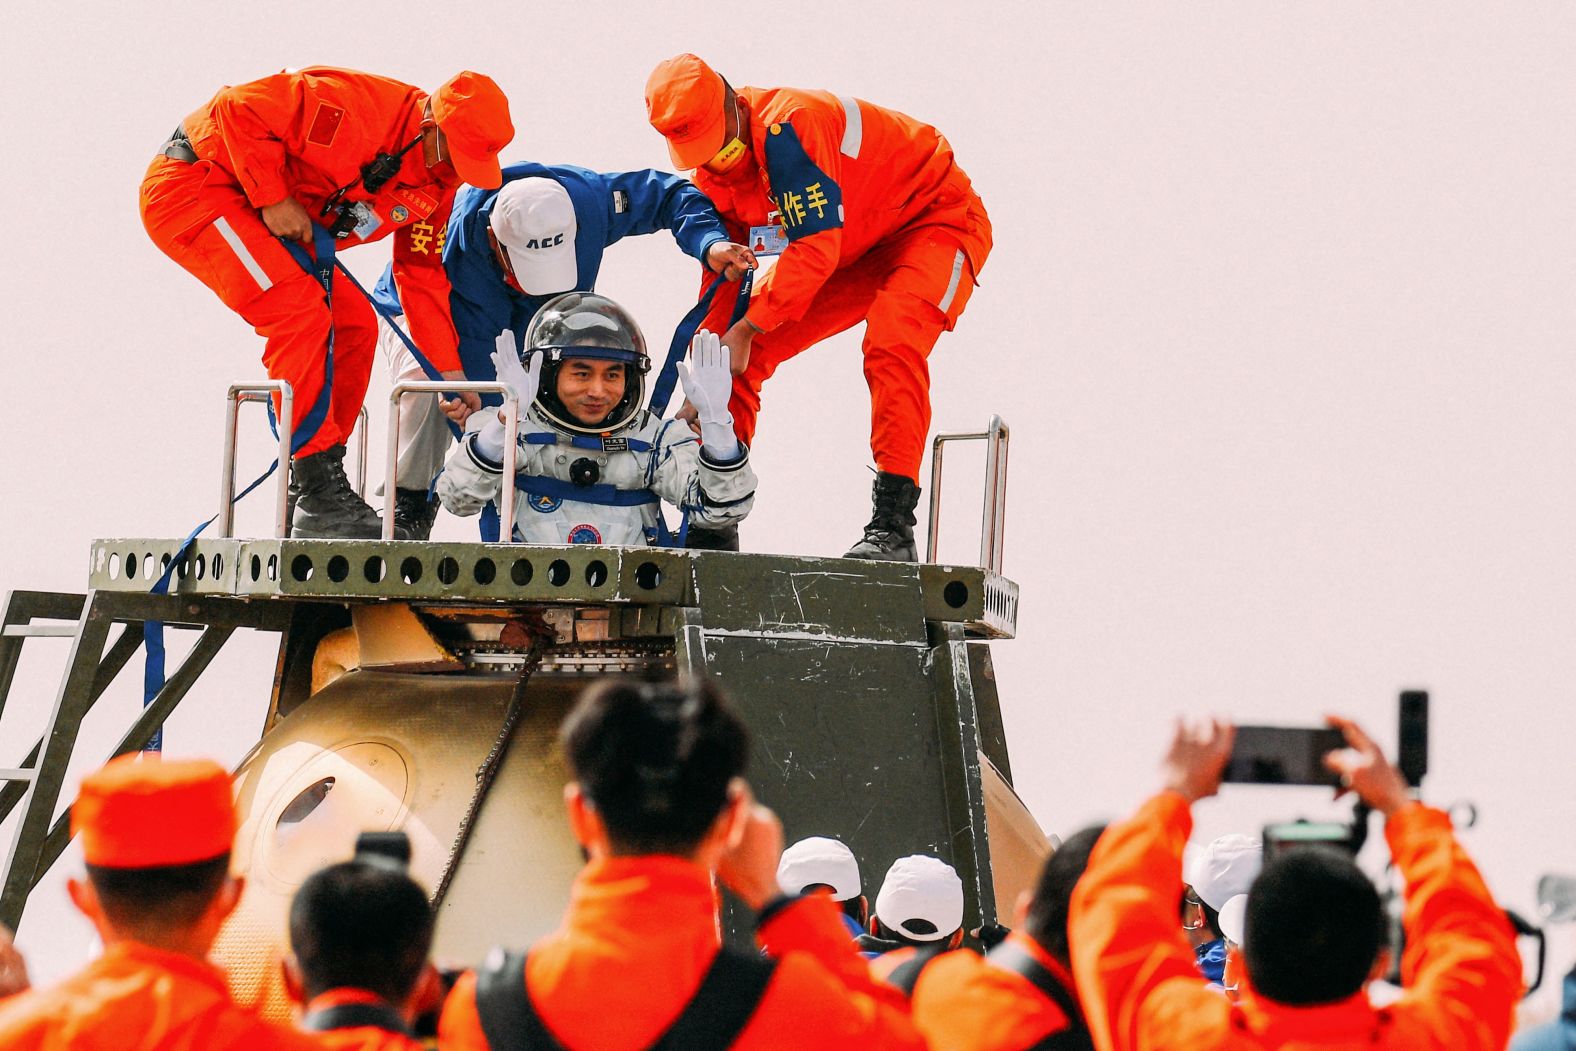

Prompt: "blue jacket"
[1194,938,1227,985]
[1512,971,1576,1051]
[373,162,728,397]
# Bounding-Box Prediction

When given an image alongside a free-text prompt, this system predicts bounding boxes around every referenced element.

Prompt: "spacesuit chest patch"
[567,524,603,544]
[529,494,563,513]
[763,121,844,241]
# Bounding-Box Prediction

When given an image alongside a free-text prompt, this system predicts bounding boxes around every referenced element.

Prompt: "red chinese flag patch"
[306,104,345,148]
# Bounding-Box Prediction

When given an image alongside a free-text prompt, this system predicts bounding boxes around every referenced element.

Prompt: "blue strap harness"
[505,430,688,547]
[648,269,753,417]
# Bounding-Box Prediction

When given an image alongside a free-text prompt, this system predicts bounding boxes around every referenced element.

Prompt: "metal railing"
[350,406,369,498]
[384,382,520,541]
[218,382,293,539]
[925,415,1011,574]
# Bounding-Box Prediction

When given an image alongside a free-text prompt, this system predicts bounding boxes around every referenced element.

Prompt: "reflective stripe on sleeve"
[837,96,863,158]
[937,249,966,314]
[212,216,274,293]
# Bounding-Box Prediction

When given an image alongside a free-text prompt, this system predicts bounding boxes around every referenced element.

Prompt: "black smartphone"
[1223,725,1346,787]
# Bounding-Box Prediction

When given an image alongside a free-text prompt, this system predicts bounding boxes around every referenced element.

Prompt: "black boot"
[393,487,440,542]
[686,523,741,551]
[844,472,921,562]
[291,446,400,540]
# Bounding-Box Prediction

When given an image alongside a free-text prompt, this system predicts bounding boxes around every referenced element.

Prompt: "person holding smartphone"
[1068,716,1521,1050]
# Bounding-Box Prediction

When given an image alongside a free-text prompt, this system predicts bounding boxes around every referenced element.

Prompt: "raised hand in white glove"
[476,329,541,461]
[674,329,740,460]
[491,329,541,410]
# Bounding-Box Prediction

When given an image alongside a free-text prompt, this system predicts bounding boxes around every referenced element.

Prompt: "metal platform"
[4,543,1024,941]
[88,540,1020,640]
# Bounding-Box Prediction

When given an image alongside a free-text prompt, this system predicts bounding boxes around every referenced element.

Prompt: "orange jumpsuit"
[0,941,323,1049]
[694,88,992,481]
[438,855,925,1050]
[140,67,459,457]
[1068,792,1523,1050]
[910,934,1081,1050]
[301,988,424,1050]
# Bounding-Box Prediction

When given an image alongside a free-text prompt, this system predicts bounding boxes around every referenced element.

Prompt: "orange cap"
[432,71,515,189]
[645,54,728,170]
[72,754,237,869]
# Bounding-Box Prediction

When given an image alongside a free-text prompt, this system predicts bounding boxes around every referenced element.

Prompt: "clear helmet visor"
[525,292,648,358]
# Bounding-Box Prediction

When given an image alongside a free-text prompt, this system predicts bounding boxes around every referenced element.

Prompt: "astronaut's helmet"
[524,292,651,435]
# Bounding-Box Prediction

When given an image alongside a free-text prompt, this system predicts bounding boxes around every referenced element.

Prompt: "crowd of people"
[0,678,1536,1049]
[140,55,991,558]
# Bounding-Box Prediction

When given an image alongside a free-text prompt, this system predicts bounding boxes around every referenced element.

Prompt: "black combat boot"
[844,472,921,562]
[291,445,399,540]
[685,523,741,551]
[393,487,440,541]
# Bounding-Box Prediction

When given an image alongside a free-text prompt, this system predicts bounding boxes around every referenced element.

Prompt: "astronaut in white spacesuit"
[436,292,755,545]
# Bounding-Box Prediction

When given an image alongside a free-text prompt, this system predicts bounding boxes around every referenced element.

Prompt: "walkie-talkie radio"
[319,133,424,239]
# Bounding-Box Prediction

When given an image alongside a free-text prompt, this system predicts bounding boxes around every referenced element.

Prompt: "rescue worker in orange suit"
[0,754,322,1049]
[140,67,514,539]
[284,834,437,1050]
[438,677,926,1050]
[645,54,992,559]
[1068,716,1523,1051]
[906,826,1105,1050]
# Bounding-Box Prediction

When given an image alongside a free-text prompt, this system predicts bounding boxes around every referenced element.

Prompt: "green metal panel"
[693,553,929,644]
[967,641,1013,784]
[928,623,998,934]
[693,629,1005,935]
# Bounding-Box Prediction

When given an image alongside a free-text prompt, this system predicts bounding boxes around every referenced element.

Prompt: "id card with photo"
[748,223,790,257]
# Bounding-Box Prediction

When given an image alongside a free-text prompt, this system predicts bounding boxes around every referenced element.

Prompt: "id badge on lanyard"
[748,210,789,256]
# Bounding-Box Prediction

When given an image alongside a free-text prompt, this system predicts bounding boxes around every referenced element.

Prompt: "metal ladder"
[0,588,284,930]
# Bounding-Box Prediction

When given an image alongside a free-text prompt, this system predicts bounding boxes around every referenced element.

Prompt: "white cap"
[1185,834,1263,912]
[1218,893,1248,945]
[874,855,964,942]
[489,177,578,295]
[777,837,861,901]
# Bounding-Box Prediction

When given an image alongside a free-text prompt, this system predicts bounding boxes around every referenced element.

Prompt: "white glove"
[476,330,540,461]
[675,329,739,459]
[491,329,541,410]
[436,457,493,516]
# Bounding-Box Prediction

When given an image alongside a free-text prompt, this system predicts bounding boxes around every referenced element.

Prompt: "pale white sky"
[3,0,1574,1017]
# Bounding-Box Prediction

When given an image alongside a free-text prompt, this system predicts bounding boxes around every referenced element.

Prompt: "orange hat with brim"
[72,754,237,869]
[433,71,515,190]
[645,54,728,171]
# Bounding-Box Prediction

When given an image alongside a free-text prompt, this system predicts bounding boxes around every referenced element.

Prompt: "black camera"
[353,830,412,869]
[322,200,374,240]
